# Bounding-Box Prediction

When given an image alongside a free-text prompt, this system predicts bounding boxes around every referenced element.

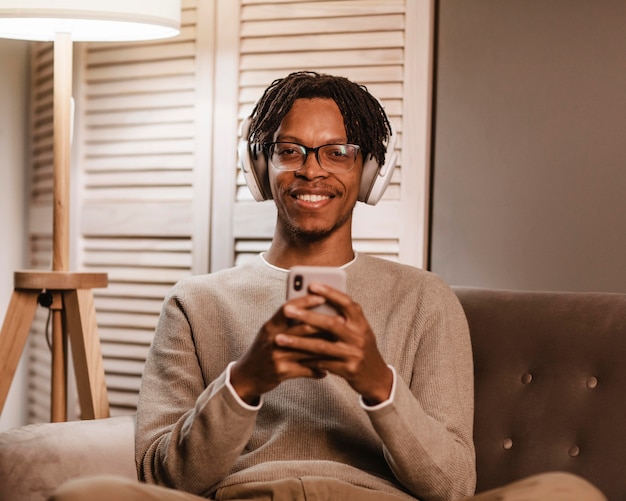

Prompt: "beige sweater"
[136,254,476,500]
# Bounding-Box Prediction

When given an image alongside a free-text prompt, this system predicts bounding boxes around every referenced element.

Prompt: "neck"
[265,230,355,269]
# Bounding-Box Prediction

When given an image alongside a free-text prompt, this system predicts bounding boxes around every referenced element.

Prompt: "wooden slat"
[83,187,193,201]
[84,153,194,171]
[240,31,404,53]
[103,358,146,376]
[85,123,196,142]
[87,41,196,66]
[84,238,192,252]
[239,65,404,87]
[84,171,194,188]
[98,327,155,346]
[240,0,404,20]
[241,14,405,37]
[240,48,405,70]
[85,266,190,285]
[84,91,195,112]
[100,343,151,360]
[85,250,192,269]
[86,58,196,81]
[87,74,196,97]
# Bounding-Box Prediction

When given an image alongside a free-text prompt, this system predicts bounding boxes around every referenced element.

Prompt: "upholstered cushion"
[455,287,626,499]
[0,415,136,501]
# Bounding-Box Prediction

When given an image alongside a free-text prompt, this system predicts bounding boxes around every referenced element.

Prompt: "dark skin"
[230,98,393,406]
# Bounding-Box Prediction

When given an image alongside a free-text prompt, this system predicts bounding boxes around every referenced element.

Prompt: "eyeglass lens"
[268,142,359,172]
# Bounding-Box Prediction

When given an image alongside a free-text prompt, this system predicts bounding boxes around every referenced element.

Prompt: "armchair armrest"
[0,415,136,501]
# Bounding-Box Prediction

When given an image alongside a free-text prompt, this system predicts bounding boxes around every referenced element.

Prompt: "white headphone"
[237,114,397,206]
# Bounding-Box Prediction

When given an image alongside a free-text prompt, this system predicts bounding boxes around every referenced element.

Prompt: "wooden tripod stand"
[0,271,110,422]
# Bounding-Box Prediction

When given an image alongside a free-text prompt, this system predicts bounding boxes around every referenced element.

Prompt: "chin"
[288,225,333,243]
[287,212,353,243]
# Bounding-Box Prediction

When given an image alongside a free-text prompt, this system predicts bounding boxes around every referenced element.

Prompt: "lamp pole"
[53,33,72,273]
[50,32,72,421]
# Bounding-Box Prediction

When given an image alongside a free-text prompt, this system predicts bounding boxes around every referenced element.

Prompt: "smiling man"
[50,72,606,501]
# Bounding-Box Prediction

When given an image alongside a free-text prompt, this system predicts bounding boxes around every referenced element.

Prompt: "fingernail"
[309,283,326,293]
[284,305,298,315]
[275,333,289,345]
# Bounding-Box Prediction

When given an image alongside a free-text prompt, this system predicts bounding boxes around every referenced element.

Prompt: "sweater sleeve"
[365,277,476,501]
[135,287,259,496]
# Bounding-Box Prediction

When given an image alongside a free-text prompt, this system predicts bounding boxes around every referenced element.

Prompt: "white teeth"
[297,194,329,202]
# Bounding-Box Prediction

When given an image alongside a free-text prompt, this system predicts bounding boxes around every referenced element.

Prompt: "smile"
[295,194,331,202]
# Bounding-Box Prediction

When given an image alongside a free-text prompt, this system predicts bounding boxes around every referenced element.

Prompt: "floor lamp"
[0,1,180,422]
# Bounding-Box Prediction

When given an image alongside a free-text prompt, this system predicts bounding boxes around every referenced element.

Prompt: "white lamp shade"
[0,0,181,42]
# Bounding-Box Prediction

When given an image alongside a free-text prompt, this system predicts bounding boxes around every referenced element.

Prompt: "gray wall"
[430,0,626,293]
[0,39,29,430]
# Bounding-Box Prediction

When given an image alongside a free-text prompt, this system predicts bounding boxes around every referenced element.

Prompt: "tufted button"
[568,445,580,457]
[521,373,533,384]
[586,376,598,389]
[503,438,513,450]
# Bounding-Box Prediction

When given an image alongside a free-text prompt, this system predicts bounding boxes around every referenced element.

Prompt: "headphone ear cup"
[238,117,273,201]
[358,118,397,205]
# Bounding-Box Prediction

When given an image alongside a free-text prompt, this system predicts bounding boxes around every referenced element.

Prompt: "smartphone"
[286,265,347,316]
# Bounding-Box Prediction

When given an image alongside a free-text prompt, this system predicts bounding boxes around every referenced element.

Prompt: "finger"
[284,302,346,326]
[274,354,330,380]
[306,283,366,328]
[307,282,351,309]
[275,332,345,358]
[285,293,327,310]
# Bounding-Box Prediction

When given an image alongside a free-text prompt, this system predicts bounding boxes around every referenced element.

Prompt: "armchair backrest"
[454,287,626,500]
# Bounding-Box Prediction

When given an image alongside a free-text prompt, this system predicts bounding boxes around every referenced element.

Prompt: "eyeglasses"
[265,142,361,173]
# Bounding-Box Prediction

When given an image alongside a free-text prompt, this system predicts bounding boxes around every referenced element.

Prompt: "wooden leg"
[51,293,67,422]
[63,289,110,419]
[0,290,39,414]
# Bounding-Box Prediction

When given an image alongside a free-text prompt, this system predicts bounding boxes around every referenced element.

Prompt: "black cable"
[37,291,54,351]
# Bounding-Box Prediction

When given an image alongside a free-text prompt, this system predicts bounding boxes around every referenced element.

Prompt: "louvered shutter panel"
[76,2,208,416]
[212,0,431,269]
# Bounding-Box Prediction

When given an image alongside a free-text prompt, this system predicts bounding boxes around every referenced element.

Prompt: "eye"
[276,144,302,157]
[330,147,348,157]
[322,144,357,162]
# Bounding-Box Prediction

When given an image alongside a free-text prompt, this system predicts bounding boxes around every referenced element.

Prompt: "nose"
[295,151,329,179]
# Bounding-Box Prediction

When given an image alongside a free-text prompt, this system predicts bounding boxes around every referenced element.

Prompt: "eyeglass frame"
[264,141,362,173]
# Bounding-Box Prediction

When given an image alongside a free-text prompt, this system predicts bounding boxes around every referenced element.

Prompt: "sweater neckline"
[259,252,358,273]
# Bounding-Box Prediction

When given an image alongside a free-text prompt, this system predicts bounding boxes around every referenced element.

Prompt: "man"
[51,72,605,501]
[137,71,475,500]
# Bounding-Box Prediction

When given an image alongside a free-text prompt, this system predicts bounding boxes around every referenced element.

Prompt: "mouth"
[295,193,332,203]
[289,185,338,205]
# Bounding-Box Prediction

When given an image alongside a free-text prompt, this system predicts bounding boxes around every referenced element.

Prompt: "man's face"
[268,98,362,243]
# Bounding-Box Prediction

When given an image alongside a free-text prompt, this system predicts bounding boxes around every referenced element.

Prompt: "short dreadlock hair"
[248,71,392,168]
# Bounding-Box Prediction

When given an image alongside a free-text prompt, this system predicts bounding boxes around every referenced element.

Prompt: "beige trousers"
[49,472,607,501]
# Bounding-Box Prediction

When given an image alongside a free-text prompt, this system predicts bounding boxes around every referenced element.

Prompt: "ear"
[237,117,273,201]
[358,118,398,205]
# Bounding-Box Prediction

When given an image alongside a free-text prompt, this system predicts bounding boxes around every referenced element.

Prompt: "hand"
[230,292,333,405]
[274,282,393,405]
